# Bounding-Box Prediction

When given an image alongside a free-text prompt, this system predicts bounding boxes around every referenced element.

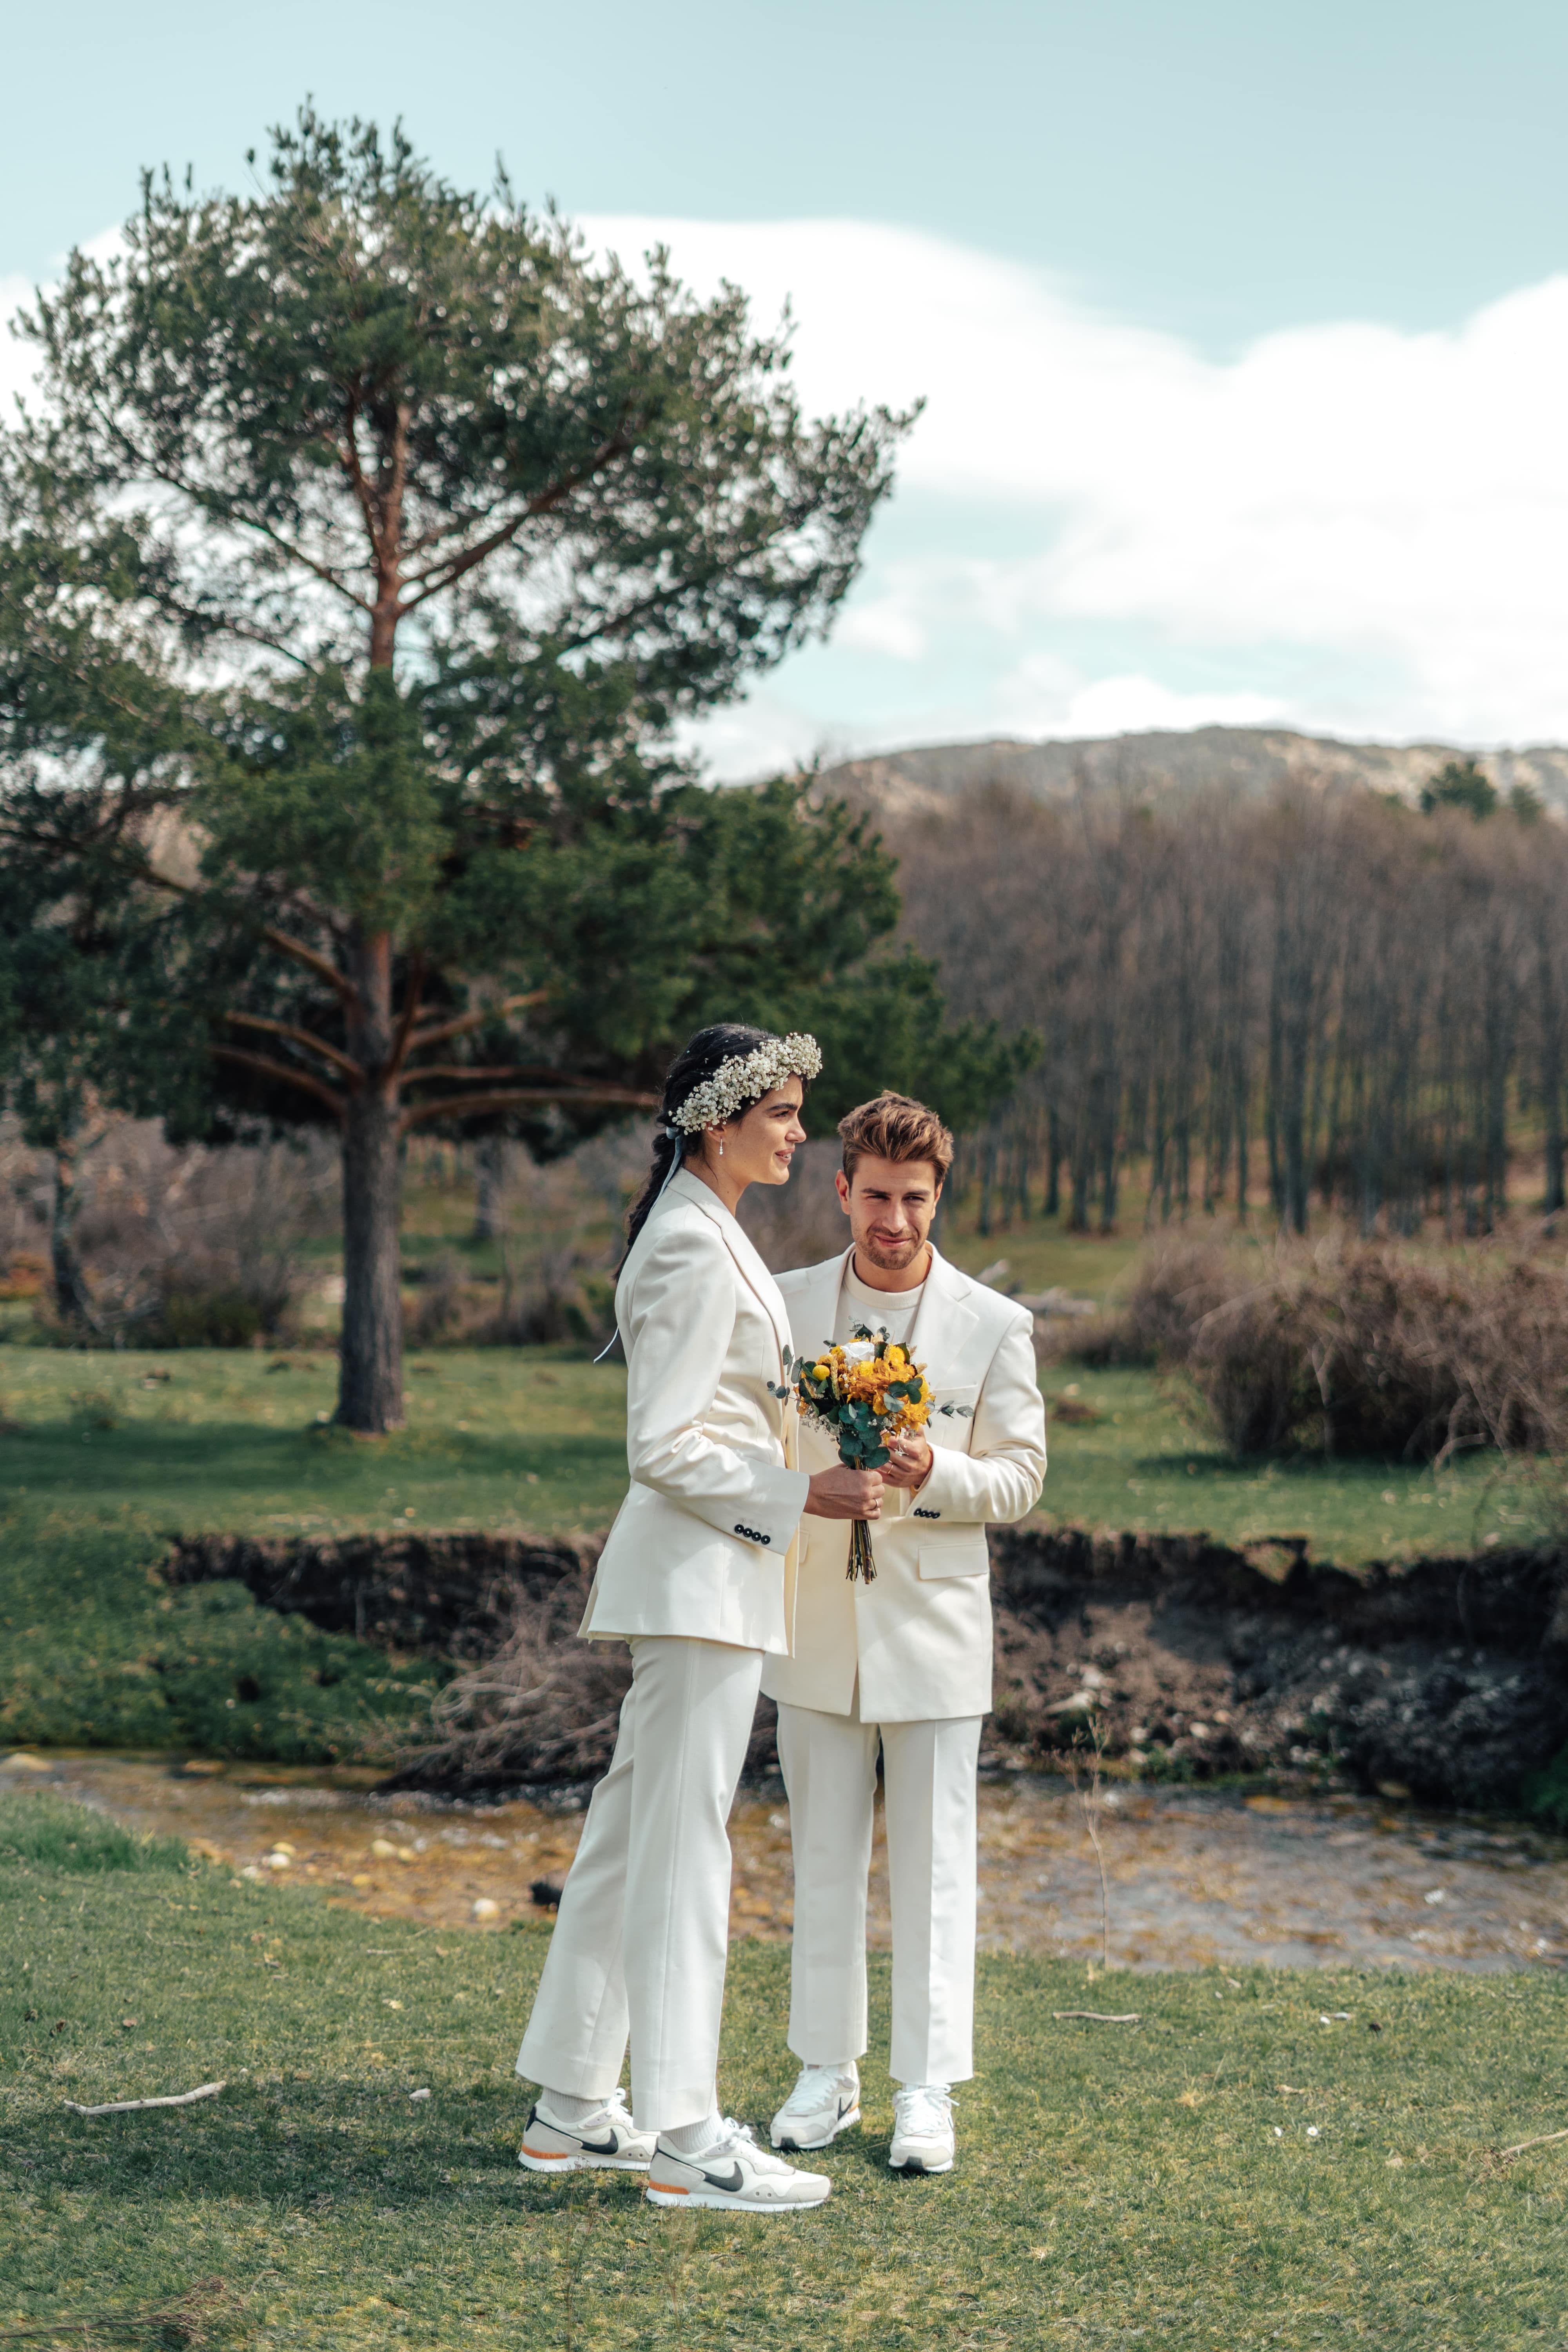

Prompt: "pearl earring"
[718,1141,724,1157]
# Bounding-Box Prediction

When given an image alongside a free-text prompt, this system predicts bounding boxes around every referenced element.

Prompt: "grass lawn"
[0,1301,1551,1761]
[1031,1367,1553,1568]
[3,1789,1566,2351]
[0,1340,1545,1574]
[0,1347,629,1541]
[0,1348,628,1762]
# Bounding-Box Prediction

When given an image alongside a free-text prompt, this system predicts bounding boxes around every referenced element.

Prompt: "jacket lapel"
[668,1170,793,1374]
[784,1249,853,1365]
[907,1246,981,1388]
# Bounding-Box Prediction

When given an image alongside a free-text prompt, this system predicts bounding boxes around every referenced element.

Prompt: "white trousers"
[516,1634,762,2133]
[777,1693,982,2086]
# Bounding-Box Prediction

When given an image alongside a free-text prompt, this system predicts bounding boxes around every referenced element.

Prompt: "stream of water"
[6,1748,1566,1972]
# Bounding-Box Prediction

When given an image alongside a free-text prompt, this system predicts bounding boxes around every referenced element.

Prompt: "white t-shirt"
[835,1257,927,1350]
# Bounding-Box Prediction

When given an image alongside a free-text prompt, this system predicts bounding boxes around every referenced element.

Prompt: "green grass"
[0,1345,629,1539]
[2,1791,1566,2350]
[1033,1366,1552,1567]
[0,1344,1551,1765]
[0,1508,442,1762]
[0,1346,631,1759]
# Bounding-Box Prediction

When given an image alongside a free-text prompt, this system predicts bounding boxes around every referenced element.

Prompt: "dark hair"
[625,1023,785,1252]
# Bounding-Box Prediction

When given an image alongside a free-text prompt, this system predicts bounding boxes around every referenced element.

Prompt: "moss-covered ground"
[2,1789,1565,2351]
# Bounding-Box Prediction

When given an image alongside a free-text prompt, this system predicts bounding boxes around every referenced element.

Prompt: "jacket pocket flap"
[917,1532,990,1580]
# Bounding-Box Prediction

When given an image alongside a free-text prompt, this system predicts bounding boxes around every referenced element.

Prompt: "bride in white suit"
[515,1023,881,2213]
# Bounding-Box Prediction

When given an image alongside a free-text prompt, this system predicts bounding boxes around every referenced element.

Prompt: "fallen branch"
[1053,2010,1141,2024]
[1500,2125,1568,2160]
[63,2080,225,2118]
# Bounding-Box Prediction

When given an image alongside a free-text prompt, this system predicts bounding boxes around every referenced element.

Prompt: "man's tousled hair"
[837,1092,954,1185]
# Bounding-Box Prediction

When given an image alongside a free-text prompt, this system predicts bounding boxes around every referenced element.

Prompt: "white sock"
[662,2109,724,2156]
[538,2086,606,2125]
[805,2059,857,2080]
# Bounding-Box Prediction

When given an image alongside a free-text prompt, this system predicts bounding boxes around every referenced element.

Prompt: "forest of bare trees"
[892,772,1568,1237]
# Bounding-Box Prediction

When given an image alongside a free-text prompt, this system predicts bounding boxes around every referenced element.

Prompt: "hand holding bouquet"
[772,1324,971,1583]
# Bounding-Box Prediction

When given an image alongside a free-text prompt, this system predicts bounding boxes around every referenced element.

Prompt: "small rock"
[472,1897,501,1921]
[409,2087,431,2102]
[370,1838,398,1860]
[530,1877,565,1911]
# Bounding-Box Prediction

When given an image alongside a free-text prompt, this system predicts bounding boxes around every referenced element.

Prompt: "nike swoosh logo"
[699,2161,745,2192]
[578,2131,620,2156]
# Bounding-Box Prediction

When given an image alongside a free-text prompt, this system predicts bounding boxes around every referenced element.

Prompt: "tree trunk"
[337,929,405,1433]
[51,1139,98,1329]
[1537,906,1564,1214]
[474,1136,505,1243]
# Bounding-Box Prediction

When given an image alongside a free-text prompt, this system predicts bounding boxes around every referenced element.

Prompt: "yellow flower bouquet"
[771,1323,972,1583]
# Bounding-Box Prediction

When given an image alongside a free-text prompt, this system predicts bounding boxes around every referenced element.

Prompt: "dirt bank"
[991,1528,1568,1810]
[167,1526,1568,1810]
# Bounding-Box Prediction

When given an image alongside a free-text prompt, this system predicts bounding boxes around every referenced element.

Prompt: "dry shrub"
[1187,1281,1319,1455]
[1125,1234,1240,1364]
[1036,1310,1153,1369]
[403,1551,631,1789]
[1172,1232,1568,1460]
[1038,1233,1237,1369]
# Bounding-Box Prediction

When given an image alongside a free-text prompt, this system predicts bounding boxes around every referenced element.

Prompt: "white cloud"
[587,215,1568,750]
[997,663,1285,741]
[12,218,1568,762]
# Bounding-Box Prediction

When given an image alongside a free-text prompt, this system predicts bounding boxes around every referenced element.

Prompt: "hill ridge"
[815,723,1568,815]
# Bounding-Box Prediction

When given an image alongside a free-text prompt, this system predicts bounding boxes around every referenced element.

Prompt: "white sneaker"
[519,2086,657,2173]
[769,2062,862,2152]
[889,2083,955,2174]
[645,2118,832,2212]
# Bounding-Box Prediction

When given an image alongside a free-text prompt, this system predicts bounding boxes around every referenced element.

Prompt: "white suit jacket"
[579,1169,810,1653]
[760,1246,1046,1722]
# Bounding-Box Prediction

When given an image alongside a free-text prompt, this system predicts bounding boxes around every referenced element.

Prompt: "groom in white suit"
[764,1093,1047,2175]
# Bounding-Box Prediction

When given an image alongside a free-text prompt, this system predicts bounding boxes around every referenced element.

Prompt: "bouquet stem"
[846,1518,877,1584]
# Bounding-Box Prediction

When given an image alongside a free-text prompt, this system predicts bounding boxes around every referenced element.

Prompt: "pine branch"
[403,991,547,1052]
[223,1011,363,1085]
[137,866,360,1013]
[212,1046,347,1121]
[395,423,638,611]
[258,925,361,1010]
[399,1082,655,1135]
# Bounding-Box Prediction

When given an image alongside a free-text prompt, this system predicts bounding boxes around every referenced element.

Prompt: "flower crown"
[666,1032,823,1134]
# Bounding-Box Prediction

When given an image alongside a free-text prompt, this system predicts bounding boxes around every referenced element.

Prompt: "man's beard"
[858,1232,926,1271]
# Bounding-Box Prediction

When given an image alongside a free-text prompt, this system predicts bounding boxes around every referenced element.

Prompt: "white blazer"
[579,1168,810,1653]
[760,1245,1047,1722]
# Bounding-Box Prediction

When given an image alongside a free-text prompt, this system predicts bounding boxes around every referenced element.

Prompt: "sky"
[4,0,1568,774]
